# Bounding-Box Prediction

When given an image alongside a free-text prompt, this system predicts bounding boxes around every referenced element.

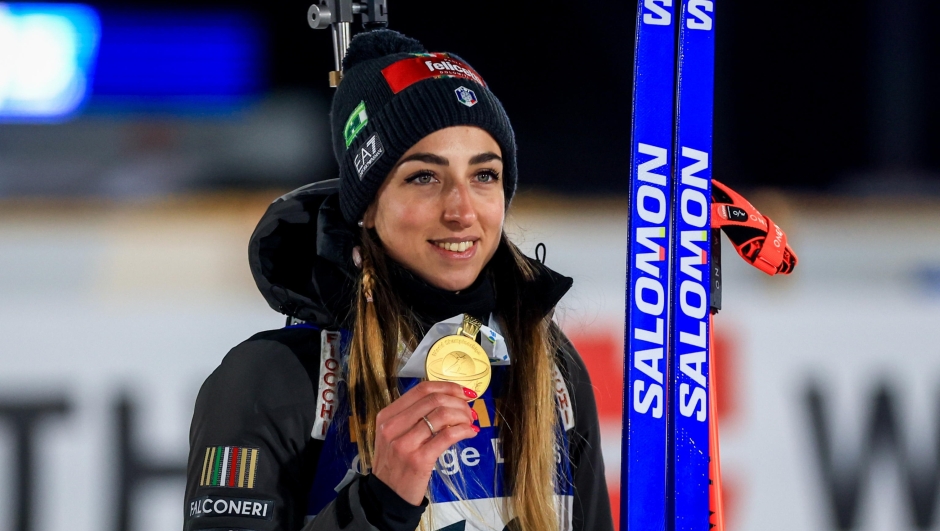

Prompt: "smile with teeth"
[435,240,476,253]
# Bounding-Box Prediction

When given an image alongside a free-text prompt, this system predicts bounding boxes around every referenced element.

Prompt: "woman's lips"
[433,240,476,253]
[428,239,478,259]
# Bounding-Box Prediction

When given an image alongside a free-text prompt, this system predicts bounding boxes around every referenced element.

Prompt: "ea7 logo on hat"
[455,86,478,108]
[354,133,385,179]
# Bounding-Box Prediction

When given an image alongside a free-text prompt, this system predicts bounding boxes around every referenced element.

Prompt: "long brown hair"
[347,228,560,531]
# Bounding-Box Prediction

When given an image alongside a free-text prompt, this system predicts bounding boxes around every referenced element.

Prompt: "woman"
[183,30,613,531]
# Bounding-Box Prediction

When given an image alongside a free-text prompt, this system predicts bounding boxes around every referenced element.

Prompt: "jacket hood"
[249,179,358,326]
[248,179,573,327]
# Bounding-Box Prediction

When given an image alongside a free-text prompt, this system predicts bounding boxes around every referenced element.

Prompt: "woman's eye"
[476,170,500,183]
[406,172,436,184]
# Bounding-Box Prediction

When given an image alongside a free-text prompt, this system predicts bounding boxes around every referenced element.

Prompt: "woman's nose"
[442,182,476,227]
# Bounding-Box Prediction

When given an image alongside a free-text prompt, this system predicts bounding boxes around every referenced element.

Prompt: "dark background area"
[30,0,940,195]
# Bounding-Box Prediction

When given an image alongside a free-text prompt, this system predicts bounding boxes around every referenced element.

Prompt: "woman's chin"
[416,267,480,292]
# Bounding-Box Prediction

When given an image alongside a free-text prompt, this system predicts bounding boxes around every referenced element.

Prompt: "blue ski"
[668,1,716,530]
[622,1,676,530]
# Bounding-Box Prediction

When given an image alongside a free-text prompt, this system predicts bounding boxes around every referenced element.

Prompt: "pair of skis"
[621,1,719,531]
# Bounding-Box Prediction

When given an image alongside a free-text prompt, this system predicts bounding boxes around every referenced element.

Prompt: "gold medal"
[425,315,491,400]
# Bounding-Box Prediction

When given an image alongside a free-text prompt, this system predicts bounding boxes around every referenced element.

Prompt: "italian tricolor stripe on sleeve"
[200,446,259,488]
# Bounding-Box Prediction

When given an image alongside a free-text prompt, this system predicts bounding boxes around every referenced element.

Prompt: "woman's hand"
[370,381,480,505]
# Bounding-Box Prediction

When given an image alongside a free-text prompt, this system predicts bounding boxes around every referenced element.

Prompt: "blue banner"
[669,1,715,530]
[622,1,676,529]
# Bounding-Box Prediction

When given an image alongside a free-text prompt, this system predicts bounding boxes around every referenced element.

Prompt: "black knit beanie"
[331,29,517,224]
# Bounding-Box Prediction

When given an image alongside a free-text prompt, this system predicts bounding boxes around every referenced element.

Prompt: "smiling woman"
[366,126,505,291]
[184,29,613,531]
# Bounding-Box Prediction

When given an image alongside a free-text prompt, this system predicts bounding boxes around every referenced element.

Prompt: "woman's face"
[364,126,505,292]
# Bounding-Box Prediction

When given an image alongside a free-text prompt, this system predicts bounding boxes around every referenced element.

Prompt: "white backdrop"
[2,194,940,531]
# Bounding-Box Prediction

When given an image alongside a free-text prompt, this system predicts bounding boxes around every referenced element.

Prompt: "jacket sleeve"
[301,476,379,531]
[301,473,428,531]
[556,329,616,531]
[183,336,322,531]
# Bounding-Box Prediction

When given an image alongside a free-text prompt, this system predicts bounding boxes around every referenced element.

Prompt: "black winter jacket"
[182,180,614,531]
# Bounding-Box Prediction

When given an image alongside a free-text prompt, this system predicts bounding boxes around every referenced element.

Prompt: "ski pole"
[708,313,726,531]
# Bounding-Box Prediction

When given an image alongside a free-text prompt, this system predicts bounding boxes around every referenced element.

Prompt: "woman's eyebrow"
[469,152,502,165]
[396,153,449,167]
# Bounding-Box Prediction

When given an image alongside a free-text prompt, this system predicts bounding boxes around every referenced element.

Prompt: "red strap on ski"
[711,179,798,275]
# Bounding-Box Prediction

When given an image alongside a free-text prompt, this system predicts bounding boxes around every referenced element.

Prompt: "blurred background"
[1,0,940,530]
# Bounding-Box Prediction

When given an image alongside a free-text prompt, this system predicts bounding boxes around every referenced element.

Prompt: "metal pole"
[310,0,388,88]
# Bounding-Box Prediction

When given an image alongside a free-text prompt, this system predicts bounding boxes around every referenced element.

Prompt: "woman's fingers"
[380,381,469,419]
[406,391,474,428]
[376,393,473,450]
[390,410,479,461]
[419,423,480,461]
[376,385,474,444]
[415,403,476,440]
